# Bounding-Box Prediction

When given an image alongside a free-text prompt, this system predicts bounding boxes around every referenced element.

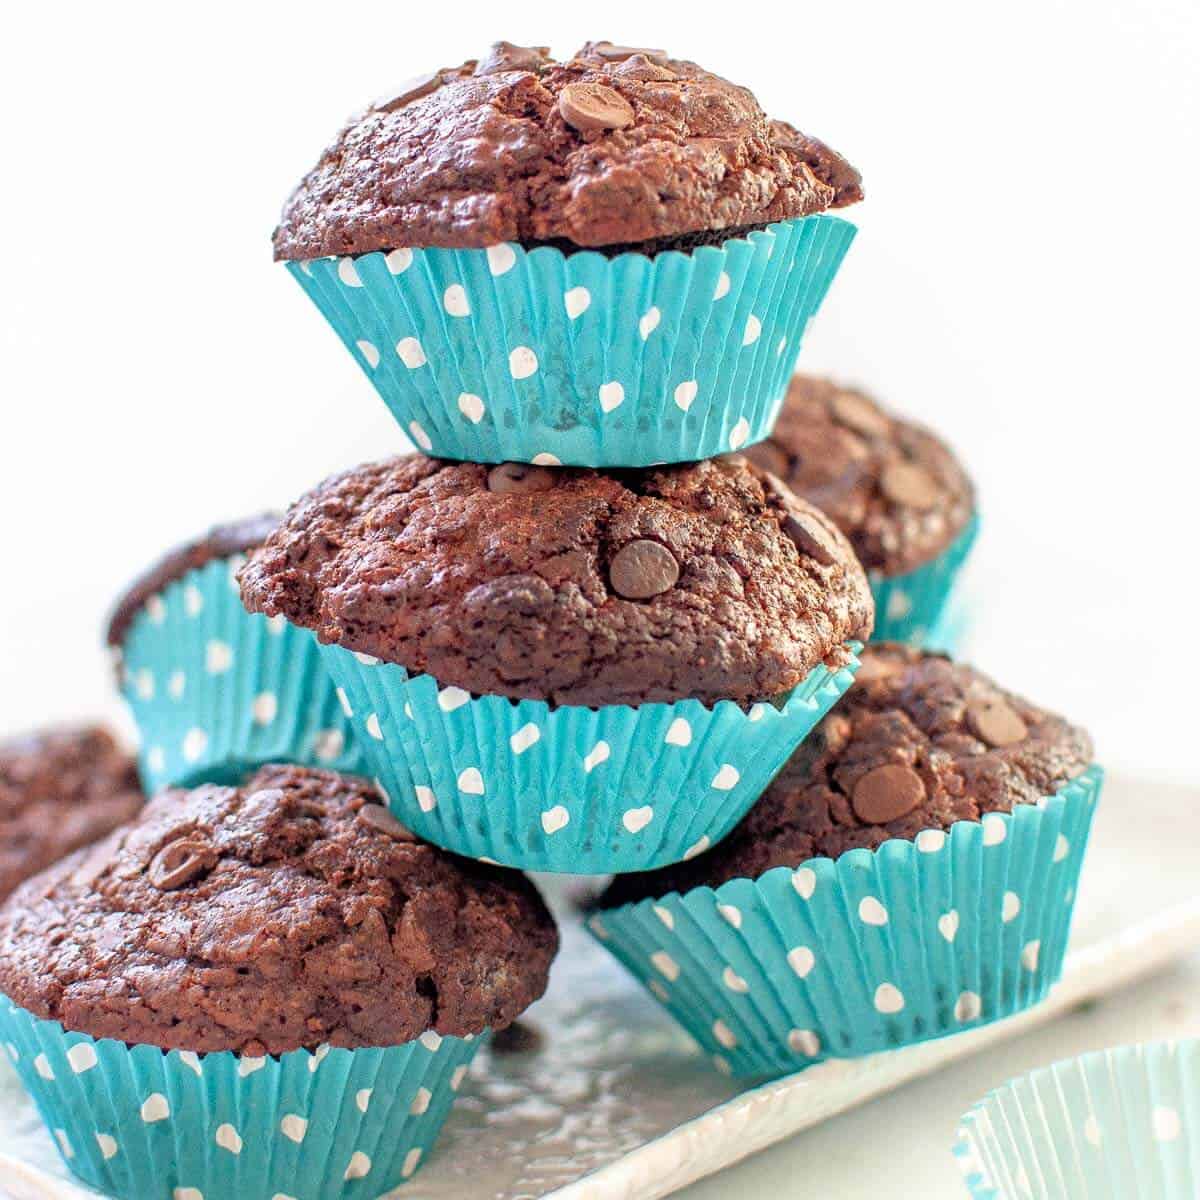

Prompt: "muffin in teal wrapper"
[955,1041,1200,1199]
[107,518,364,793]
[590,646,1099,1077]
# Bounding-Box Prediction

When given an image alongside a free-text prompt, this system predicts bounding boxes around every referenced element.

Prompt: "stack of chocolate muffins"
[0,40,1102,1200]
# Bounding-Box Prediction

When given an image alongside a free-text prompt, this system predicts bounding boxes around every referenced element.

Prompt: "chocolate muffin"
[0,764,558,1054]
[273,40,861,258]
[600,643,1094,903]
[237,454,873,708]
[0,726,144,902]
[747,375,975,579]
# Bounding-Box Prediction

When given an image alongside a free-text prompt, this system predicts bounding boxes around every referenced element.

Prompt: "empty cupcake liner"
[869,514,980,647]
[954,1040,1200,1199]
[286,216,856,467]
[590,765,1102,1078]
[0,997,480,1200]
[316,638,862,874]
[116,557,364,793]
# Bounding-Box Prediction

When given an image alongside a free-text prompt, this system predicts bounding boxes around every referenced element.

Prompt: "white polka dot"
[486,243,516,275]
[386,247,413,274]
[414,786,437,813]
[564,286,591,318]
[649,979,669,1001]
[178,1051,203,1076]
[443,284,470,316]
[267,614,286,635]
[683,836,710,860]
[205,640,233,674]
[532,452,561,466]
[583,741,610,772]
[356,340,380,369]
[408,420,433,451]
[354,652,379,666]
[916,829,947,853]
[184,585,204,617]
[722,966,749,993]
[938,911,960,942]
[313,729,345,762]
[279,1115,307,1143]
[541,805,570,835]
[54,1129,73,1159]
[457,767,485,795]
[182,728,208,764]
[134,668,155,700]
[639,307,661,339]
[748,702,771,722]
[409,1086,432,1116]
[252,692,278,726]
[336,688,353,718]
[717,903,742,929]
[146,744,165,774]
[1002,892,1022,923]
[859,897,889,926]
[337,258,363,287]
[402,1147,423,1178]
[344,1151,372,1180]
[955,992,983,1022]
[215,1124,243,1155]
[168,670,186,700]
[791,867,817,899]
[712,1055,733,1076]
[598,381,625,413]
[67,1044,98,1074]
[298,259,314,275]
[983,814,1008,846]
[742,314,762,345]
[674,380,698,412]
[1083,1114,1102,1147]
[1054,834,1070,862]
[788,1029,821,1057]
[308,1044,330,1073]
[366,713,383,740]
[664,717,692,747]
[141,1094,170,1123]
[457,392,486,423]
[729,418,751,450]
[711,764,740,791]
[623,806,654,834]
[587,915,609,940]
[653,905,675,930]
[509,723,540,754]
[174,1190,202,1200]
[396,337,427,369]
[787,946,815,978]
[241,1057,266,1077]
[875,983,905,1014]
[1154,1107,1182,1142]
[146,594,166,624]
[776,336,787,357]
[419,1031,442,1052]
[713,271,731,300]
[712,1020,737,1049]
[651,951,680,981]
[509,346,539,379]
[1021,940,1042,972]
[34,1053,54,1080]
[450,1065,468,1091]
[436,686,470,712]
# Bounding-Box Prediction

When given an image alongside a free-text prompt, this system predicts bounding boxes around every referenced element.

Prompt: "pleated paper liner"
[286,215,856,468]
[0,998,481,1200]
[316,639,862,874]
[869,514,980,647]
[590,766,1103,1078]
[955,1040,1200,1199]
[117,557,364,793]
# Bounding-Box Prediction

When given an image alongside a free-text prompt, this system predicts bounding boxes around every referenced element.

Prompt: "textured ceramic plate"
[1,772,1197,1200]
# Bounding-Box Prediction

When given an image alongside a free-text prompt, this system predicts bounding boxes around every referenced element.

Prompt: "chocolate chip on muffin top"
[599,644,1093,904]
[237,455,873,708]
[273,41,861,258]
[0,765,558,1054]
[746,375,974,578]
[0,726,144,903]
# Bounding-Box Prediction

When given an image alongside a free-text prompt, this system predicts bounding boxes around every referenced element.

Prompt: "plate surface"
[1,772,1196,1200]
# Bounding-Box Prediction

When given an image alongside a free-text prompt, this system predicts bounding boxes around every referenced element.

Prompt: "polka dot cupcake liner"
[954,1040,1200,1199]
[116,557,364,793]
[316,638,862,875]
[0,997,480,1200]
[869,514,980,648]
[285,215,856,468]
[589,765,1102,1078]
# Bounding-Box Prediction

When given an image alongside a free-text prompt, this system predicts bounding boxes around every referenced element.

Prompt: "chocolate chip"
[486,462,557,494]
[613,54,677,82]
[490,1019,544,1054]
[782,510,839,566]
[474,42,549,75]
[609,539,679,599]
[880,462,940,510]
[558,82,635,133]
[148,836,217,891]
[581,40,668,63]
[966,697,1028,748]
[852,765,926,824]
[375,71,444,113]
[818,713,852,757]
[359,803,417,840]
[830,390,890,439]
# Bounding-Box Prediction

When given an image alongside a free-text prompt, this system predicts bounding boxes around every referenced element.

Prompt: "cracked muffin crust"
[237,455,873,708]
[0,765,558,1054]
[273,40,861,257]
[746,375,975,578]
[599,643,1094,904]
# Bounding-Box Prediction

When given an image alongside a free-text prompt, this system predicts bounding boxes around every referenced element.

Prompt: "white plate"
[1,771,1197,1200]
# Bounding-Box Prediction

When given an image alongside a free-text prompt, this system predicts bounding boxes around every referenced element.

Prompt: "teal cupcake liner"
[869,514,979,647]
[316,638,862,874]
[955,1040,1200,1199]
[0,997,480,1200]
[117,558,364,793]
[286,216,856,467]
[590,766,1102,1078]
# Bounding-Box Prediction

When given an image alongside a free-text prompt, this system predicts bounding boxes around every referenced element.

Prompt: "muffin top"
[746,375,974,577]
[600,644,1094,903]
[0,764,558,1054]
[273,40,861,259]
[238,455,873,708]
[0,726,143,903]
[106,514,279,649]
